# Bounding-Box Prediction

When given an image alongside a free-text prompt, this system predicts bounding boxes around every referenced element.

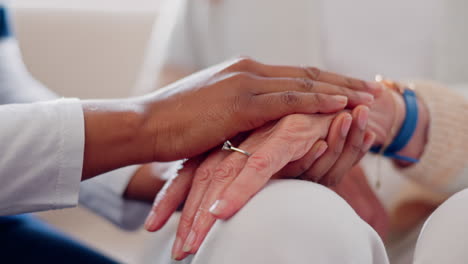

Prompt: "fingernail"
[172,237,183,260]
[358,107,369,130]
[144,211,156,231]
[314,142,328,159]
[366,81,383,92]
[356,91,374,104]
[333,95,348,106]
[209,200,228,216]
[362,132,376,151]
[183,230,197,253]
[341,115,352,137]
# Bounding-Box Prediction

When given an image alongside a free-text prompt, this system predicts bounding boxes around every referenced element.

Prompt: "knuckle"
[298,78,315,92]
[275,125,303,144]
[235,56,255,69]
[178,216,193,232]
[280,114,308,130]
[194,166,213,184]
[350,142,363,155]
[247,154,271,172]
[337,85,349,96]
[280,91,301,105]
[213,162,236,182]
[312,93,325,105]
[304,66,322,80]
[193,207,208,223]
[276,127,297,143]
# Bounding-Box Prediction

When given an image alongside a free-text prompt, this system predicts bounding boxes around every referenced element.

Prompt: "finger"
[222,57,381,95]
[250,76,374,107]
[172,150,227,260]
[302,112,353,182]
[353,131,376,166]
[320,106,370,186]
[273,140,328,178]
[182,151,250,254]
[254,63,382,95]
[209,128,321,220]
[144,157,203,232]
[248,92,347,130]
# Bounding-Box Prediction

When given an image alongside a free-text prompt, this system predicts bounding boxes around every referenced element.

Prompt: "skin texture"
[144,109,376,260]
[81,57,381,180]
[142,75,431,260]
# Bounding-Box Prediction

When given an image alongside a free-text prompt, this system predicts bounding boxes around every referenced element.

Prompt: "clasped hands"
[140,58,392,260]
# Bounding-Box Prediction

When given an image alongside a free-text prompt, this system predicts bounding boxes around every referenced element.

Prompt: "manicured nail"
[341,115,353,137]
[356,91,374,104]
[144,211,156,231]
[314,142,328,160]
[333,95,348,106]
[366,81,383,92]
[172,237,183,260]
[183,230,197,253]
[358,107,369,130]
[209,200,228,216]
[362,132,376,151]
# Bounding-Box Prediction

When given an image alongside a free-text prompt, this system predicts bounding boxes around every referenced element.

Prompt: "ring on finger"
[222,140,252,157]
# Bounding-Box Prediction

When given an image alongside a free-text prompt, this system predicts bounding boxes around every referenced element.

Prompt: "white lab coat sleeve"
[0,98,84,216]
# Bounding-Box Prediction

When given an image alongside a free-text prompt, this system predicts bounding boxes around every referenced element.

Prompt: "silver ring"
[222,140,251,157]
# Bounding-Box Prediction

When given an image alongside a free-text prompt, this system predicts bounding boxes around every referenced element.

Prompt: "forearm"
[81,98,153,180]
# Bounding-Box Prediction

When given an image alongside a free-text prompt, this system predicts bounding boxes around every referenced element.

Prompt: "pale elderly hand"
[145,108,375,260]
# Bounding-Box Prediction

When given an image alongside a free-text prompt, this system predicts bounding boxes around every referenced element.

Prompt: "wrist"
[370,77,430,166]
[394,95,430,167]
[372,88,406,146]
[82,98,151,179]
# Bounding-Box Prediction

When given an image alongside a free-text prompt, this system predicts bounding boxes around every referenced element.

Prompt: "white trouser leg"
[413,188,468,264]
[188,180,389,264]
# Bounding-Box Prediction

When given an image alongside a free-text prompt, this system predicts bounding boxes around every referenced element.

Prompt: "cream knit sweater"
[401,81,468,194]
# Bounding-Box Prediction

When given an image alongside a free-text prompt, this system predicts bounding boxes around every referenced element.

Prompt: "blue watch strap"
[370,89,419,163]
[0,6,12,38]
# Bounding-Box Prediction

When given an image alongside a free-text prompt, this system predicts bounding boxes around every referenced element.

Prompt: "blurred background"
[11,0,165,263]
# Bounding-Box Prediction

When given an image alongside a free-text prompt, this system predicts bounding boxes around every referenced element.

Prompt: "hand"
[145,108,375,260]
[331,165,389,239]
[138,57,379,162]
[81,57,380,180]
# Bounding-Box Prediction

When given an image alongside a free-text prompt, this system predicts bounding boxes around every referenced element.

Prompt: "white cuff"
[0,98,84,215]
[54,98,85,209]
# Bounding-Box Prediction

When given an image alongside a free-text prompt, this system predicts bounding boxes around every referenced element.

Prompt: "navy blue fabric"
[0,215,119,263]
[0,6,12,38]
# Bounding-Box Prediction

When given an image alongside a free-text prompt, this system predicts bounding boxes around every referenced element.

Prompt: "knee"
[414,188,468,264]
[195,180,385,264]
[229,179,363,238]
